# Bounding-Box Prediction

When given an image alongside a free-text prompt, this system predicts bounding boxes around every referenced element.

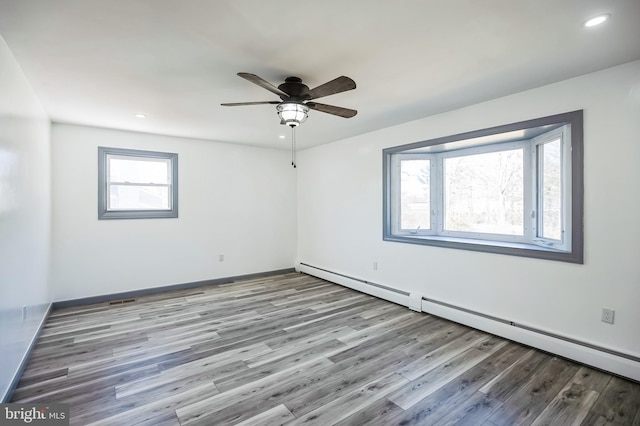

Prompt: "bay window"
[383,111,583,263]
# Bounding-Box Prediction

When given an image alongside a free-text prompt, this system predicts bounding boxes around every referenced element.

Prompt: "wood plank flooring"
[12,272,640,425]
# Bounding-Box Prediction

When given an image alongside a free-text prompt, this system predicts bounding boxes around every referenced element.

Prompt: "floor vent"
[108,298,136,305]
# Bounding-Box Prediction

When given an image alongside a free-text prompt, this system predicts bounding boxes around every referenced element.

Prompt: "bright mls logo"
[0,404,69,425]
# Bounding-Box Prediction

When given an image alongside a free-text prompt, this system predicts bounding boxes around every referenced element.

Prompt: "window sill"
[99,210,178,220]
[383,233,581,263]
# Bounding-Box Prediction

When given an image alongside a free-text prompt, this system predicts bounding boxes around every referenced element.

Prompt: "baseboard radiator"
[298,262,640,382]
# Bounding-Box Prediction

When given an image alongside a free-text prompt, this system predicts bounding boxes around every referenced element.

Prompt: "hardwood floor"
[12,272,640,425]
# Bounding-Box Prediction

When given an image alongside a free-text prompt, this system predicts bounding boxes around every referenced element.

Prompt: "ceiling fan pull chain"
[291,126,297,168]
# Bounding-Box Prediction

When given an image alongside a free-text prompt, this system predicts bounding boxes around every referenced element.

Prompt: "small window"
[383,111,583,263]
[98,147,178,219]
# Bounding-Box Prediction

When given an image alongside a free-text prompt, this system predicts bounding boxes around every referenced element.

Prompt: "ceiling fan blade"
[237,73,289,97]
[305,76,356,100]
[221,101,281,106]
[307,102,357,118]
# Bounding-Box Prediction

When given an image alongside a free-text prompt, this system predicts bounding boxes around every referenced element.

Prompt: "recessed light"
[584,14,610,27]
[135,113,146,119]
[279,135,285,139]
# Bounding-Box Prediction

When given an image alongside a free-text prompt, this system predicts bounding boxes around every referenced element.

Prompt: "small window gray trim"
[382,110,583,264]
[98,147,179,220]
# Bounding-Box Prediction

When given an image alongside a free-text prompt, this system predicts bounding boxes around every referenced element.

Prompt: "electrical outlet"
[601,308,615,324]
[219,254,224,262]
[373,261,378,270]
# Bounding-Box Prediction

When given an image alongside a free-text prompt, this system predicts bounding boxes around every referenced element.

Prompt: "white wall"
[0,37,51,400]
[297,61,640,370]
[51,124,297,301]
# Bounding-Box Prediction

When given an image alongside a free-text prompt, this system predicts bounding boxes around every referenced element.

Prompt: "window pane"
[108,157,170,184]
[540,139,562,240]
[109,185,170,210]
[444,149,523,235]
[400,159,430,230]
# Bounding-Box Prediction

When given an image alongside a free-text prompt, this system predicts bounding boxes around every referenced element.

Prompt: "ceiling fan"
[221,73,357,127]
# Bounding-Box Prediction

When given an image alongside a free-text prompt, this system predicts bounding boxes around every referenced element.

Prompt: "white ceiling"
[1,0,639,150]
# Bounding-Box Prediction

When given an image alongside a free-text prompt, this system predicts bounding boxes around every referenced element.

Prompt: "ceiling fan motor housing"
[278,77,309,100]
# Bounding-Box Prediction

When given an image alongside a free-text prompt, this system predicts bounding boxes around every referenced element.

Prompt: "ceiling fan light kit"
[277,102,309,127]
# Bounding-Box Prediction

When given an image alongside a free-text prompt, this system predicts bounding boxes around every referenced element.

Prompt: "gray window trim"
[382,110,584,264]
[98,147,179,220]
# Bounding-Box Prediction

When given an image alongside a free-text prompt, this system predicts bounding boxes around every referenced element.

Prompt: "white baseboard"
[298,263,640,382]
